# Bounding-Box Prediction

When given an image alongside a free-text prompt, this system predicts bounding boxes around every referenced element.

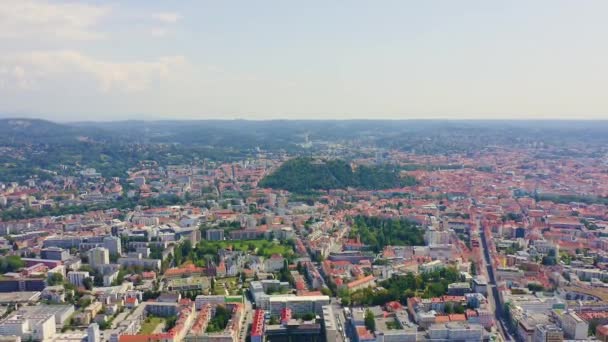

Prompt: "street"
[330,298,348,342]
[477,218,514,341]
[240,293,253,342]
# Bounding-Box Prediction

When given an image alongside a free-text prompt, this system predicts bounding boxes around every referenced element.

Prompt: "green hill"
[259,158,416,193]
[0,119,79,144]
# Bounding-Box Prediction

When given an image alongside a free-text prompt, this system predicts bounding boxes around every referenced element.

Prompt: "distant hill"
[0,118,77,144]
[4,118,608,184]
[0,118,119,145]
[258,157,417,193]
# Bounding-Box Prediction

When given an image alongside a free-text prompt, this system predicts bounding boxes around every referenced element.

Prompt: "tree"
[78,297,92,308]
[364,309,376,332]
[110,253,120,263]
[83,277,93,290]
[0,255,25,273]
[340,289,351,306]
[302,312,315,321]
[348,216,424,252]
[589,320,599,335]
[527,283,544,293]
[112,270,127,286]
[165,316,178,330]
[470,261,477,276]
[403,289,416,299]
[47,273,64,286]
[181,239,193,259]
[98,320,111,330]
[94,274,104,287]
[279,260,294,285]
[206,305,231,333]
[143,290,160,301]
[542,256,556,266]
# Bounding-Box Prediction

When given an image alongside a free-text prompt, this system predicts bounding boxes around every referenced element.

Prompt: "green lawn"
[213,277,239,295]
[139,317,164,334]
[213,287,228,295]
[199,239,293,258]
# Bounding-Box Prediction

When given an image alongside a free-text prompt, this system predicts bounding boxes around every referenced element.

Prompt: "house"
[264,254,285,272]
[125,297,139,309]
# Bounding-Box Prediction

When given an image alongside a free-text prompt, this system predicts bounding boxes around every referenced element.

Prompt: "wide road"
[478,220,514,341]
[239,294,253,342]
[330,298,347,342]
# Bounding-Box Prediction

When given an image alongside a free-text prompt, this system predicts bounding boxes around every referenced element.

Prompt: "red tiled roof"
[435,315,450,323]
[356,326,374,339]
[346,275,375,289]
[251,309,265,336]
[449,314,466,322]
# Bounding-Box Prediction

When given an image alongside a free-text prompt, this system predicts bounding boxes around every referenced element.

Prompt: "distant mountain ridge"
[0,118,118,145]
[3,117,608,183]
[5,117,608,148]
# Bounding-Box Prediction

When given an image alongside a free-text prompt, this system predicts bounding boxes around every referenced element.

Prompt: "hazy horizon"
[7,116,608,125]
[4,114,608,123]
[1,0,608,121]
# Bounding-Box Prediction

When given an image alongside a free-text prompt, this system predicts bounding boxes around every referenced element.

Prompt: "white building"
[268,295,330,315]
[117,257,161,271]
[87,323,100,342]
[194,295,225,310]
[0,314,55,341]
[67,271,90,287]
[428,244,453,261]
[103,237,121,256]
[264,255,285,272]
[0,318,28,337]
[427,322,483,341]
[103,270,120,287]
[322,305,337,342]
[558,310,588,340]
[534,324,563,342]
[16,305,75,328]
[88,247,109,269]
[425,228,450,245]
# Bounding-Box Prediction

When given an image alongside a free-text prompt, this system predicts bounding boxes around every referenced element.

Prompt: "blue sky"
[0,0,607,121]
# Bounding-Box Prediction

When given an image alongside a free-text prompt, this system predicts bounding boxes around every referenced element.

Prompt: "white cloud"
[0,50,187,92]
[151,12,182,24]
[0,0,109,41]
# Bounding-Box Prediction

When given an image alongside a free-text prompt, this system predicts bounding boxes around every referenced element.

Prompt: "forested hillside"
[258,157,417,193]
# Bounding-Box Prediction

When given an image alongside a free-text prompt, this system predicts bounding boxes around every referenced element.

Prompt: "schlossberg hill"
[258,157,417,193]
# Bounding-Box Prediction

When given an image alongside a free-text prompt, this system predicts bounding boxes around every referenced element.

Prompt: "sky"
[0,0,607,121]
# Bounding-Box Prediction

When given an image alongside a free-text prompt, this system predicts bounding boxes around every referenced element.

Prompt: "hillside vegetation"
[259,158,417,193]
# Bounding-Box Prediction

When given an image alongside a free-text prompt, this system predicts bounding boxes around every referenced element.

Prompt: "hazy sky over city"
[1,0,607,121]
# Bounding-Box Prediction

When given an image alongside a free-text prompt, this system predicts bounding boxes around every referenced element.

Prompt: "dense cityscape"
[0,119,608,342]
